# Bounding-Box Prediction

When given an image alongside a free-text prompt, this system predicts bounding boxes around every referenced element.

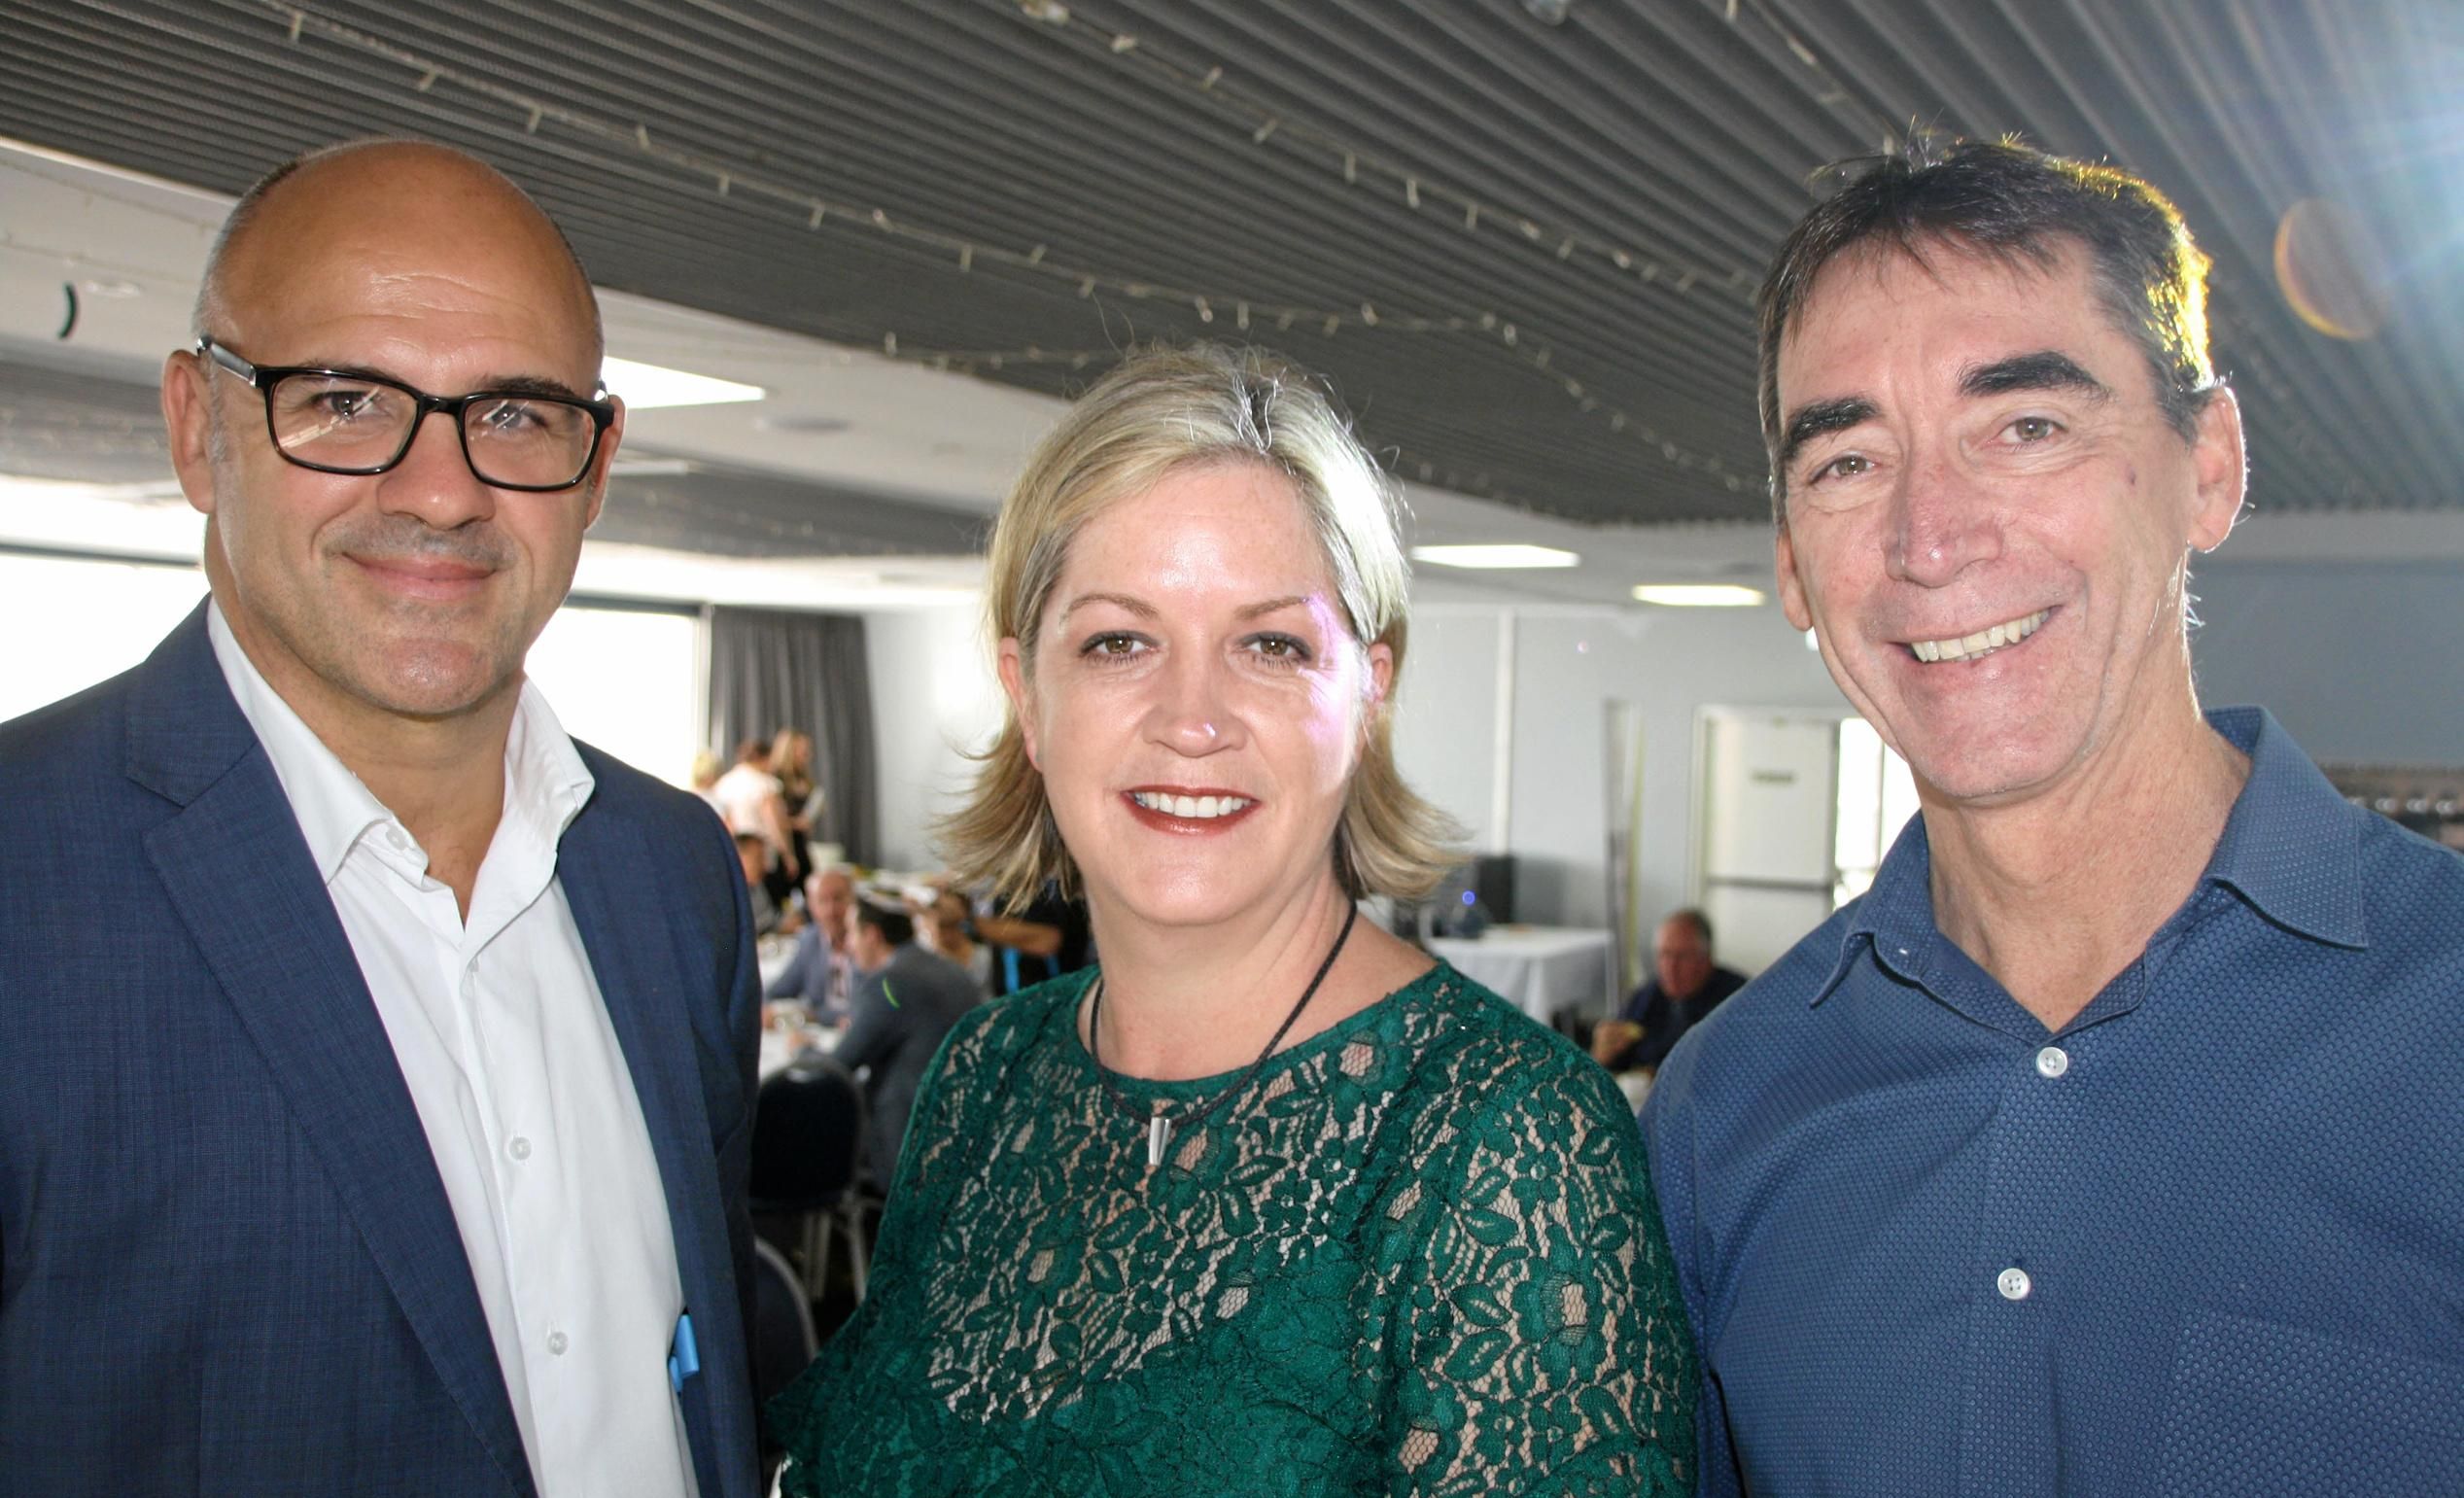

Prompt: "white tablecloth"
[1426,925,1617,1025]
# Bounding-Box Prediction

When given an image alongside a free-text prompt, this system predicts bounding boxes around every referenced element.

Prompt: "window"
[0,550,703,789]
[1833,715,1920,907]
[525,604,703,787]
[0,551,209,723]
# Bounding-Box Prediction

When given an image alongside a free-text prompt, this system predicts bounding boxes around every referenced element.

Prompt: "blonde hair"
[939,343,1460,910]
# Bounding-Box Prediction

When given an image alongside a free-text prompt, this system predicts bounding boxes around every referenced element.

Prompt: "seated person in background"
[766,865,855,1021]
[972,879,1093,996]
[836,891,982,1191]
[1592,908,1745,1074]
[736,831,786,936]
[915,886,995,996]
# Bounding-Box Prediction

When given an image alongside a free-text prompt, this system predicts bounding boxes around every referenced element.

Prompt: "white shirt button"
[2035,1045,2070,1079]
[547,1331,569,1355]
[1996,1267,2033,1302]
[386,827,408,851]
[508,1136,532,1162]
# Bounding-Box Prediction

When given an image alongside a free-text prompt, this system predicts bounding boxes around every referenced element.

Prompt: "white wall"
[1389,609,1503,852]
[860,603,1005,873]
[2190,560,2464,765]
[1391,602,1845,938]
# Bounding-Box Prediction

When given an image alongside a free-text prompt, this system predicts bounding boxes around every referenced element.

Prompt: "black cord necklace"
[1087,902,1359,1168]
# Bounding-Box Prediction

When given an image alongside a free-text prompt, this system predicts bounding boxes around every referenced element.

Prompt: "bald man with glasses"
[0,141,761,1497]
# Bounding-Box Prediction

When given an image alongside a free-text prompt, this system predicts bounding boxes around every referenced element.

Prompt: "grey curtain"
[708,606,878,865]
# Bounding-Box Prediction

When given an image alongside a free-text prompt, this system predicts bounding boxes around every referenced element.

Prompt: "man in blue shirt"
[1646,140,2464,1494]
[766,865,855,1020]
[1591,908,1746,1075]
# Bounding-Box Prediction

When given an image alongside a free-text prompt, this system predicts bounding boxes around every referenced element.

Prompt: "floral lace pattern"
[769,963,1694,1495]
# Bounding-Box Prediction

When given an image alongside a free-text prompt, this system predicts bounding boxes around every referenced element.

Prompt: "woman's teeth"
[1130,791,1253,819]
[1911,609,2050,663]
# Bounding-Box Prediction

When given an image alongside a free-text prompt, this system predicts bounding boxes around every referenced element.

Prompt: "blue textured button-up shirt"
[1645,708,2464,1496]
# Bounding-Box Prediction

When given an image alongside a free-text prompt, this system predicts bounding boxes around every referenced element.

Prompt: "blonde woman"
[768,346,1692,1495]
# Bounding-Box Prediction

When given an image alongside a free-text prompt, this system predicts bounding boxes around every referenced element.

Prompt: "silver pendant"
[1147,1113,1172,1168]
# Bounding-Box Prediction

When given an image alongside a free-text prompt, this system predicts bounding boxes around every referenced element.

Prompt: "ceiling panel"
[2,0,2457,534]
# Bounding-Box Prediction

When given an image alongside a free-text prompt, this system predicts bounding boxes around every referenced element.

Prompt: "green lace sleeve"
[1377,1053,1696,1496]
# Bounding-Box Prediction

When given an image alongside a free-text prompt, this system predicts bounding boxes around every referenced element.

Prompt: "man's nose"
[374,409,498,527]
[1886,449,2002,587]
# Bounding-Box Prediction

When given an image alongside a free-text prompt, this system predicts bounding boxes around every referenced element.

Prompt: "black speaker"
[1469,854,1515,924]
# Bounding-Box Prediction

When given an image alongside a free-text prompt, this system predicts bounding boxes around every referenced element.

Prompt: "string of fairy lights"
[233,0,1788,500]
[32,0,2376,519]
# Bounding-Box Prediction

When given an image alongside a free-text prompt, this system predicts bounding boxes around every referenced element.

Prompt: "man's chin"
[339,642,524,723]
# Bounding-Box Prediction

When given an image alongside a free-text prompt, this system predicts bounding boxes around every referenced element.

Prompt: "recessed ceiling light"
[601,356,765,410]
[1631,583,1766,607]
[1410,543,1580,570]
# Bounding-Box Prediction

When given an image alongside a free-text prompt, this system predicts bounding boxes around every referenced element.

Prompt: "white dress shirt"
[208,605,700,1498]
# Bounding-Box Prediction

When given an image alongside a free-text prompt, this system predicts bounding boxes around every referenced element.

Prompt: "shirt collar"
[205,600,594,888]
[1809,704,2365,1006]
[2197,706,2367,949]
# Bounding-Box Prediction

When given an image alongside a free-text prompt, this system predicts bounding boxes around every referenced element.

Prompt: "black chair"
[748,1237,820,1410]
[748,1053,871,1301]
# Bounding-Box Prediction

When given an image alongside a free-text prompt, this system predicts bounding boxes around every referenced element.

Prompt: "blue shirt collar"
[1813,706,2365,1006]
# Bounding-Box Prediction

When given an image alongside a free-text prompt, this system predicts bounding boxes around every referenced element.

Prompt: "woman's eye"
[1245,633,1311,663]
[1079,632,1147,660]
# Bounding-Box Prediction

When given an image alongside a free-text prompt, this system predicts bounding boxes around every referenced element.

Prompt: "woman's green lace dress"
[768,962,1695,1496]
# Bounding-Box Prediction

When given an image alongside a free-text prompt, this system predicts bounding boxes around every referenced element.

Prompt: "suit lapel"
[130,610,537,1498]
[559,804,752,1496]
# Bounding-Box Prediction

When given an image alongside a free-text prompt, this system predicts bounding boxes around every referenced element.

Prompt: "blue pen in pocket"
[668,1309,700,1394]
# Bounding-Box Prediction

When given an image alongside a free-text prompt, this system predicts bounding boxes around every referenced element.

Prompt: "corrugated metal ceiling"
[2,0,2458,536]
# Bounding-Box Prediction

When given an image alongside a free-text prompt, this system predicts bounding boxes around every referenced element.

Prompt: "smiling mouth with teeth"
[1909,609,2051,663]
[1128,790,1255,819]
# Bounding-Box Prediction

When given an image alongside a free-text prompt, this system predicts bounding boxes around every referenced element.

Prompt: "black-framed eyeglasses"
[196,336,616,493]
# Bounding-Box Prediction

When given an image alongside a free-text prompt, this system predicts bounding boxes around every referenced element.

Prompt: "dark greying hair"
[852,895,915,951]
[1663,908,1714,952]
[1756,138,2218,519]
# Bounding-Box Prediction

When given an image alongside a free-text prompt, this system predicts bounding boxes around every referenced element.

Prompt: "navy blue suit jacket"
[0,607,762,1497]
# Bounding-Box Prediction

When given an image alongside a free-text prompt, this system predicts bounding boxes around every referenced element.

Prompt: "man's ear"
[1775,521,1815,634]
[2186,386,2245,554]
[581,395,626,530]
[996,636,1039,769]
[161,348,221,517]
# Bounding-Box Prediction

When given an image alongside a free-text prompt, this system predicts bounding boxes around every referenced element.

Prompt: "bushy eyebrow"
[294,363,593,401]
[1779,396,1877,471]
[482,373,596,401]
[1959,350,2108,402]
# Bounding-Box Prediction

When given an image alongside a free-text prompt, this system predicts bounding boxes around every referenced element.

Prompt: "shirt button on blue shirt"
[1997,1268,2033,1302]
[2034,1045,2070,1078]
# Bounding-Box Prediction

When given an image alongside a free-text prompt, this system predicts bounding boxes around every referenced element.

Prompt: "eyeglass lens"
[267,372,598,488]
